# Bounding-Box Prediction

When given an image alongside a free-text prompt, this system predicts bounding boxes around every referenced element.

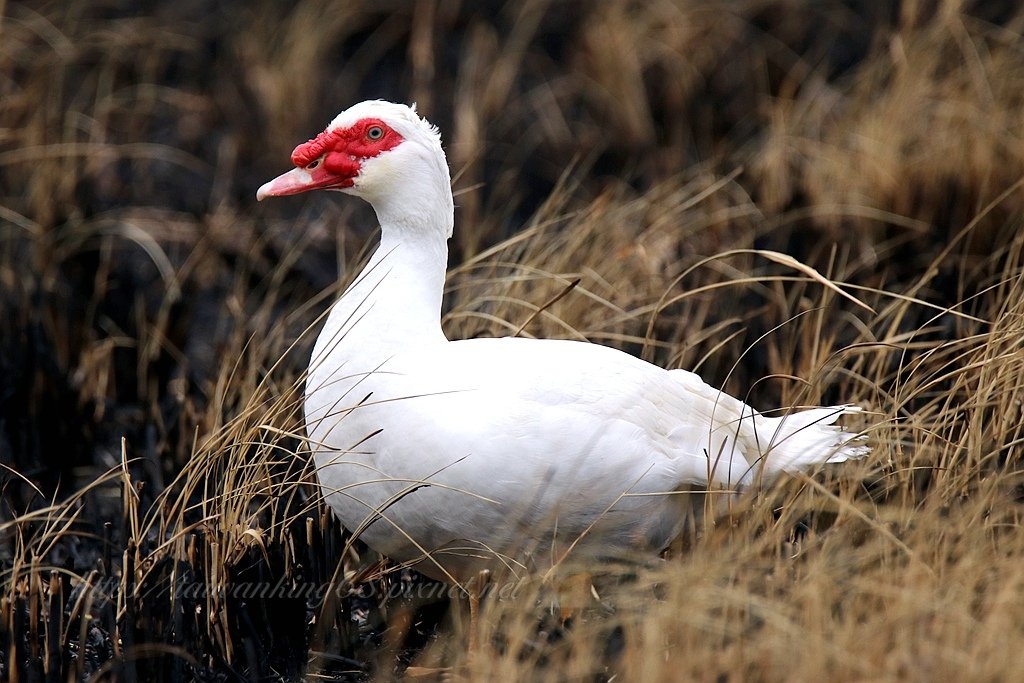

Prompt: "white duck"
[257,100,868,582]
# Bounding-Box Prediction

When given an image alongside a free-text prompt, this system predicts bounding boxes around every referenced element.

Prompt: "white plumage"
[258,100,868,581]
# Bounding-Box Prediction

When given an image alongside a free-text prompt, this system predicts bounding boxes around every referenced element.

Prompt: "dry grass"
[2,0,1024,680]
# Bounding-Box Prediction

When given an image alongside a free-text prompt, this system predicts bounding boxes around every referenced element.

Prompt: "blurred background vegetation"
[3,0,1024,680]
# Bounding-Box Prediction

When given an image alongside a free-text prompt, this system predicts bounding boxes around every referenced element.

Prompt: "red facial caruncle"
[256,118,404,200]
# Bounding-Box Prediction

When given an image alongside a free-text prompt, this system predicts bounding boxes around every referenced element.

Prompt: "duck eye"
[367,126,384,140]
[307,157,322,170]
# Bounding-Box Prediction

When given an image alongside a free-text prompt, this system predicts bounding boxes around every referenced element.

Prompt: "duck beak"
[256,166,353,201]
[256,167,315,201]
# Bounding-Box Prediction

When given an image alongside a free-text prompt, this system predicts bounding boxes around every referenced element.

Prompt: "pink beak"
[256,166,353,201]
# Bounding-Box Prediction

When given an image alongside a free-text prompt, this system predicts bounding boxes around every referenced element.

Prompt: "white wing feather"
[307,337,866,578]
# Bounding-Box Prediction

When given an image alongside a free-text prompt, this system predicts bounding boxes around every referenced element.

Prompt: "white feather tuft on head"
[326,100,443,151]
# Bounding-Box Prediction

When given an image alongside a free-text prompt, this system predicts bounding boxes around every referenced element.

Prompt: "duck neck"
[314,215,450,369]
[364,218,449,341]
